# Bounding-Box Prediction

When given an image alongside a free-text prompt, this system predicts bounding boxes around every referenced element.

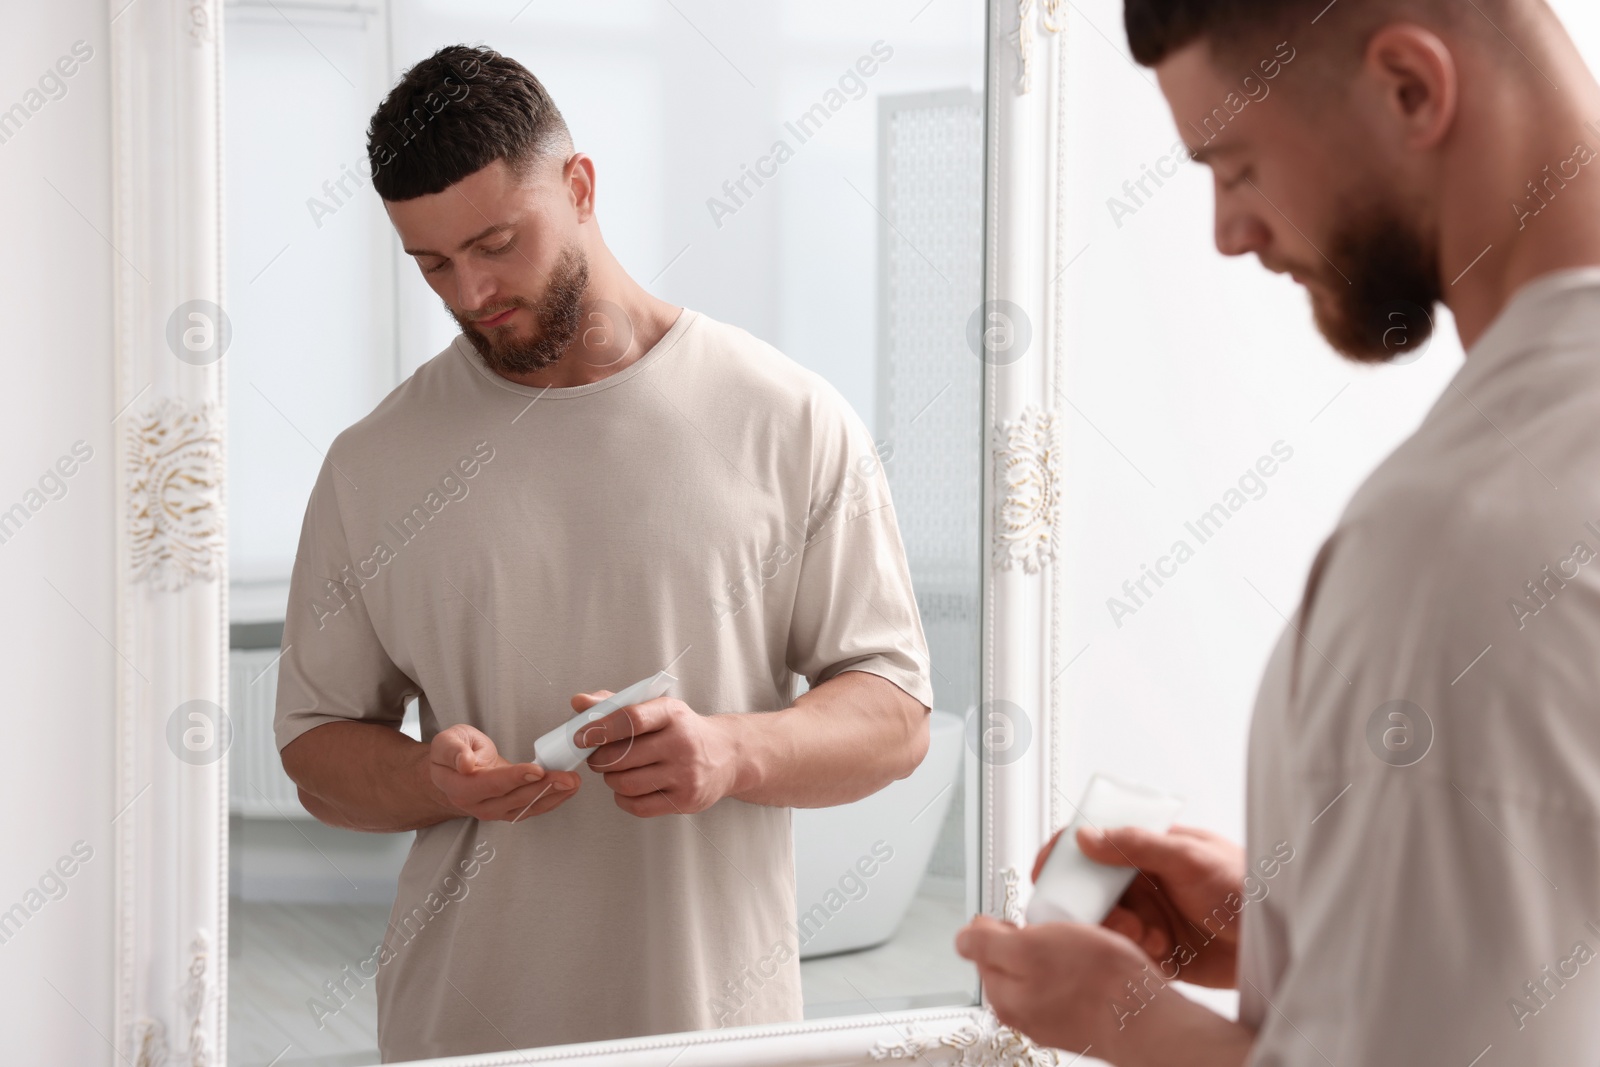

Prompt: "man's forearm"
[1108,989,1254,1067]
[1094,979,1254,1067]
[281,721,461,832]
[722,670,929,808]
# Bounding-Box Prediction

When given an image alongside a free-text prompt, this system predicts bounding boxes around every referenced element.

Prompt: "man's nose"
[454,263,498,312]
[1216,208,1271,259]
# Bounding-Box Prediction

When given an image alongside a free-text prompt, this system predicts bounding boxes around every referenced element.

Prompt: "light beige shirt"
[1241,269,1600,1064]
[273,308,933,1060]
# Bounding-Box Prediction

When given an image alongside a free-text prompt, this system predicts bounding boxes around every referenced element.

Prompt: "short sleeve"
[784,394,934,710]
[273,456,416,752]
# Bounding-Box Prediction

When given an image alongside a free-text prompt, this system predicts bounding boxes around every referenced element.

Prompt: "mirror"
[220,1,988,1062]
[91,2,1600,1063]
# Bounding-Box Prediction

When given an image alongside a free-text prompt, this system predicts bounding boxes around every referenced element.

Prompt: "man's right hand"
[428,724,582,822]
[1032,824,1246,989]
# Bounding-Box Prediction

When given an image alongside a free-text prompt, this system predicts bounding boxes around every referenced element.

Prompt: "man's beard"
[1305,194,1441,365]
[452,243,590,375]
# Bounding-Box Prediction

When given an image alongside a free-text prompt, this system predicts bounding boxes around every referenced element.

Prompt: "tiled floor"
[793,874,978,1017]
[228,900,386,1067]
[228,877,978,1066]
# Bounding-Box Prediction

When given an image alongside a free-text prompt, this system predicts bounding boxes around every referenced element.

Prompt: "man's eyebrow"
[402,221,514,258]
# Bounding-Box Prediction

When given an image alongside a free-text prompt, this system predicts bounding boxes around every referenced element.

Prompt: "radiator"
[228,647,311,818]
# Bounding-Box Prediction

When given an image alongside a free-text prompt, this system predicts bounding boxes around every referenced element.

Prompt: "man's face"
[1156,40,1440,363]
[386,156,588,375]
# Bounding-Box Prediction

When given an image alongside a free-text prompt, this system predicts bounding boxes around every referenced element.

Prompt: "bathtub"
[791,707,965,959]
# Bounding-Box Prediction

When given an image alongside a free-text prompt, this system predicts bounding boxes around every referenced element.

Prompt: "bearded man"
[957,1,1600,1063]
[273,44,933,1061]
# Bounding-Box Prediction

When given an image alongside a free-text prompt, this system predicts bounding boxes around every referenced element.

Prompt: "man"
[273,45,933,1061]
[957,1,1600,1063]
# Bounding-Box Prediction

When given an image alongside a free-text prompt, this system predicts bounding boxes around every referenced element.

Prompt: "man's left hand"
[569,690,740,817]
[956,914,1155,1059]
[955,915,1254,1066]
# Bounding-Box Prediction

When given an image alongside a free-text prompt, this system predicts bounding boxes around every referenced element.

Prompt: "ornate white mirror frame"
[110,0,1074,1063]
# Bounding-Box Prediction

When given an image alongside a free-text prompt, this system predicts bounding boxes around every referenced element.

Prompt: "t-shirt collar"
[457,306,695,399]
[1459,266,1600,372]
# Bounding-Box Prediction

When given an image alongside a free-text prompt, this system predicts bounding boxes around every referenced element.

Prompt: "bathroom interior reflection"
[221,1,989,1063]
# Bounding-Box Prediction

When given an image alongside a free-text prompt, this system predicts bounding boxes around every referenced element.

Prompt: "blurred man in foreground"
[959,2,1600,1063]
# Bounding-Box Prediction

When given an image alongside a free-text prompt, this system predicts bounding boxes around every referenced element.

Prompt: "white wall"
[0,2,116,1062]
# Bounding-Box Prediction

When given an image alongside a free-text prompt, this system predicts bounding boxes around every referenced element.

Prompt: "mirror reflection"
[223,1,987,1062]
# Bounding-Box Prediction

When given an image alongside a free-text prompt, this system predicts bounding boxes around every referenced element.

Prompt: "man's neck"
[1445,60,1600,350]
[495,270,681,390]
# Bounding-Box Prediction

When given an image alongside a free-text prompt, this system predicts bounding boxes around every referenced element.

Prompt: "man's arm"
[575,669,930,816]
[722,668,930,808]
[282,720,584,832]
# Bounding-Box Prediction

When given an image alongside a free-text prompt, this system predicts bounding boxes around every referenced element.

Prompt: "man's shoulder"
[1334,447,1573,587]
[1313,417,1600,663]
[327,336,468,462]
[677,310,858,424]
[682,311,838,400]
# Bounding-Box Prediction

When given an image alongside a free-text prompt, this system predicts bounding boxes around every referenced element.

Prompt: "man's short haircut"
[1124,0,1519,69]
[366,44,573,202]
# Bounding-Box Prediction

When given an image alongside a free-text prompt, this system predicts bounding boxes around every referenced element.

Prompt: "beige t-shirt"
[1240,269,1600,1064]
[273,307,933,1061]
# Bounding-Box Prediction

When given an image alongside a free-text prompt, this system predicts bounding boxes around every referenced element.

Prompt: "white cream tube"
[531,671,677,773]
[1024,773,1185,926]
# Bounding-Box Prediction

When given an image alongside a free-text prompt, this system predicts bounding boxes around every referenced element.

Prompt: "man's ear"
[1364,24,1459,152]
[565,152,597,222]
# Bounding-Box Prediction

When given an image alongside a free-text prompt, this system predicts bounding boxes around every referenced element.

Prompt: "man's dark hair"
[1124,0,1515,69]
[1125,0,1283,67]
[366,44,573,202]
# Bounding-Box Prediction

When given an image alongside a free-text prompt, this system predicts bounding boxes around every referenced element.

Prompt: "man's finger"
[430,729,469,766]
[435,726,498,774]
[574,696,672,750]
[1138,920,1171,960]
[588,719,669,771]
[586,735,641,772]
[1167,824,1225,844]
[954,915,1031,976]
[612,788,676,819]
[953,915,1002,965]
[452,761,545,803]
[570,689,615,713]
[1103,904,1145,943]
[1076,824,1196,874]
[496,776,577,820]
[600,762,670,797]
